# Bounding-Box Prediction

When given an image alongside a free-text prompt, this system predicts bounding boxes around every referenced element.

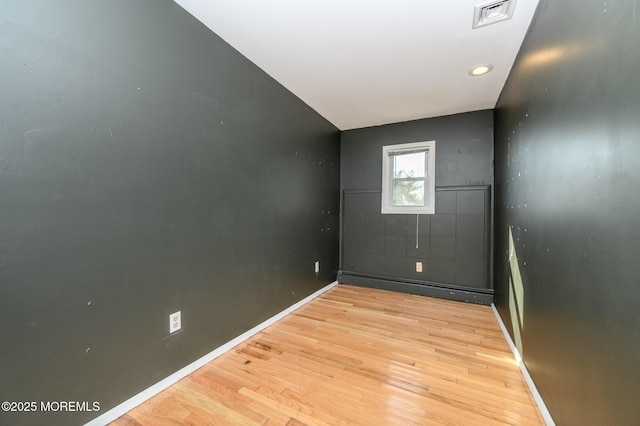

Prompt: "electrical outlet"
[416,262,423,273]
[169,311,181,333]
[314,261,320,273]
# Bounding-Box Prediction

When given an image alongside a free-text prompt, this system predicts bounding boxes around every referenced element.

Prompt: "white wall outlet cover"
[169,311,181,333]
[314,261,320,273]
[416,262,423,273]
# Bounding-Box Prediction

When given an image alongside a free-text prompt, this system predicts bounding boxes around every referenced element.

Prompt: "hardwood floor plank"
[182,377,268,424]
[111,285,543,425]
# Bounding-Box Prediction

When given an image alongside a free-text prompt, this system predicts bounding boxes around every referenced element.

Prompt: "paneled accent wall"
[340,185,491,303]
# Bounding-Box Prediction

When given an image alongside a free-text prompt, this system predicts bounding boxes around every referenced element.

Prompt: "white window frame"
[381,140,436,214]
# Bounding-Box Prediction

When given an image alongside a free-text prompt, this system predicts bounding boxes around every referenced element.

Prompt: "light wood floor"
[111,284,544,425]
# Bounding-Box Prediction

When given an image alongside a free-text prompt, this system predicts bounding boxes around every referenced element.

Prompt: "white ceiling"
[174,0,539,130]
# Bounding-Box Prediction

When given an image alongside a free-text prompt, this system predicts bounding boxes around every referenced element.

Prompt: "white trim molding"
[491,303,556,426]
[85,281,338,426]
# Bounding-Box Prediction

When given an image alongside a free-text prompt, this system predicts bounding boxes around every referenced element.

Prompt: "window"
[381,141,435,214]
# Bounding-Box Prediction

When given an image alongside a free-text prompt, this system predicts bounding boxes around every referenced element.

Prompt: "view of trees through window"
[382,141,434,214]
[391,151,427,206]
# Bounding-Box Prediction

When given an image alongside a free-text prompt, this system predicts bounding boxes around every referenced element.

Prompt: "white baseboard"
[491,304,555,426]
[85,281,338,426]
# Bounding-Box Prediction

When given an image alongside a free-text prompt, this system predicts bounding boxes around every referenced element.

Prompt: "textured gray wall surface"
[494,0,640,424]
[0,1,339,425]
[340,111,494,294]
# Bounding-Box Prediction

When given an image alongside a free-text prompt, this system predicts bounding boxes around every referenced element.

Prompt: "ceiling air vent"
[473,0,517,29]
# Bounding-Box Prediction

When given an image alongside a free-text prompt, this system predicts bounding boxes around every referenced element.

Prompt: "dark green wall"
[494,0,640,424]
[0,1,339,425]
[340,111,494,303]
[341,111,494,191]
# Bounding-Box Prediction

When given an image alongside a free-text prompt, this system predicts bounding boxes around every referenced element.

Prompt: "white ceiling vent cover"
[473,0,517,28]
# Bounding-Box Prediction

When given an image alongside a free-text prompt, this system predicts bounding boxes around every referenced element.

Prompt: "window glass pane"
[381,141,434,214]
[392,180,425,206]
[393,152,426,178]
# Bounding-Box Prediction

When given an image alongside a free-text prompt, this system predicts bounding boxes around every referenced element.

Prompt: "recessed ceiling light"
[469,64,493,76]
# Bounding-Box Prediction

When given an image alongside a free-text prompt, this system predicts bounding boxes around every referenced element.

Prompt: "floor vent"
[473,0,517,28]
